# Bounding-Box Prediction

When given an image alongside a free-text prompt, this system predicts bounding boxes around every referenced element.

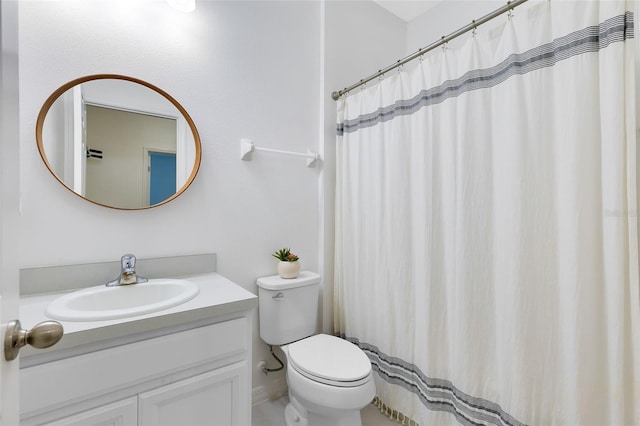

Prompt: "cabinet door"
[43,397,137,426]
[138,362,249,426]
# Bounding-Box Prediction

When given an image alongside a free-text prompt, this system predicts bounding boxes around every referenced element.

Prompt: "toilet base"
[308,408,363,426]
[285,395,363,426]
[285,397,308,426]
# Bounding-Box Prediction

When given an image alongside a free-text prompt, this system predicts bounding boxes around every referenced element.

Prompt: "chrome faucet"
[106,254,149,287]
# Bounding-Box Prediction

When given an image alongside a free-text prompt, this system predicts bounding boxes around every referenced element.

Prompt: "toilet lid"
[287,334,371,385]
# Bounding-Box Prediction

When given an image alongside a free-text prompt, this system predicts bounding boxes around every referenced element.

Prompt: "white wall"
[15,0,406,402]
[17,0,409,402]
[19,0,321,399]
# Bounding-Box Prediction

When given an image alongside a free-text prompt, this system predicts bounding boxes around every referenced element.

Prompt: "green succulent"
[272,248,300,262]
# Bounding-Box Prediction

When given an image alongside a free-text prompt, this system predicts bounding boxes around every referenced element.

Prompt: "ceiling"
[373,0,443,22]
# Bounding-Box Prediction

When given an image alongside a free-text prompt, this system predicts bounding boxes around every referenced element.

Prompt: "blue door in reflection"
[149,152,176,205]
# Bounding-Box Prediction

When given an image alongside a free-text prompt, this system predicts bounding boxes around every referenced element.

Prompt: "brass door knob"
[4,319,63,361]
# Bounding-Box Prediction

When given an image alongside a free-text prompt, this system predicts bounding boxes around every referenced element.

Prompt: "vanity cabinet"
[20,315,252,426]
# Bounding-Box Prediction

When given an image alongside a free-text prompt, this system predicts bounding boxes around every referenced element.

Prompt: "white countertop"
[19,272,257,361]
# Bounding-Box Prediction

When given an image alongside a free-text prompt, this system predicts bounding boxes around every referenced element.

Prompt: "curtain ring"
[472,19,477,37]
[441,36,448,51]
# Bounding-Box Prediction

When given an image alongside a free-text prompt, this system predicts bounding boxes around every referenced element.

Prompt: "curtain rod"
[331,0,529,101]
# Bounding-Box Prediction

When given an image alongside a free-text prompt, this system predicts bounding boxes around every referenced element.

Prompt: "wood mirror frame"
[36,74,202,210]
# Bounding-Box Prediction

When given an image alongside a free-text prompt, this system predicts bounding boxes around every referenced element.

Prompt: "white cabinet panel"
[22,318,247,416]
[21,314,252,426]
[138,362,248,426]
[44,397,137,426]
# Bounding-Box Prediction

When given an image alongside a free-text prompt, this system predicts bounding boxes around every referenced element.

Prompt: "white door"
[1,0,22,424]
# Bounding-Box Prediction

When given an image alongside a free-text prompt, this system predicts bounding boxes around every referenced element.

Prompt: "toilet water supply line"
[261,345,285,375]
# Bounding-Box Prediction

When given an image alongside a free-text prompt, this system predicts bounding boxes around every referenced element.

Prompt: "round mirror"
[36,74,201,210]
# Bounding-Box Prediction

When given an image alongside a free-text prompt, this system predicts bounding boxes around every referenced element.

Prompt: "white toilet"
[257,271,376,426]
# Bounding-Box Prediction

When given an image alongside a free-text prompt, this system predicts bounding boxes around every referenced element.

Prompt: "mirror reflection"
[37,75,201,210]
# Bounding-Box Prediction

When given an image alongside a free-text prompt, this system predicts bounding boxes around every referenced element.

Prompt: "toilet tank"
[256,271,321,345]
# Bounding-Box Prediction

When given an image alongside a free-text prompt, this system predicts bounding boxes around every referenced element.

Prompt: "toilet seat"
[287,334,372,387]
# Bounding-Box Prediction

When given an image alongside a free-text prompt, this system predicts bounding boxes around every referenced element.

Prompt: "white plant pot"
[278,261,301,279]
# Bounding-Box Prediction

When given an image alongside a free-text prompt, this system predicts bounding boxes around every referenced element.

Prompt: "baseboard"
[252,377,288,406]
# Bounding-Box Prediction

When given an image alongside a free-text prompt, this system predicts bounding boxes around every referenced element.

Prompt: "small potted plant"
[273,248,301,279]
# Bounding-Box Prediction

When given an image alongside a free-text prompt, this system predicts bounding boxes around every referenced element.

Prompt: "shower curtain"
[334,1,639,425]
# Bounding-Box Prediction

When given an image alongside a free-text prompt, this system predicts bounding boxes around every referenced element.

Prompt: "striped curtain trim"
[337,11,634,136]
[342,335,526,426]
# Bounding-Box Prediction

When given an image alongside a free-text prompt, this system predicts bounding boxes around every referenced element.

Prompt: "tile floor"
[252,396,398,426]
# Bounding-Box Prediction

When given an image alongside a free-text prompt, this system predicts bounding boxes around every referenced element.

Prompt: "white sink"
[45,278,200,322]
